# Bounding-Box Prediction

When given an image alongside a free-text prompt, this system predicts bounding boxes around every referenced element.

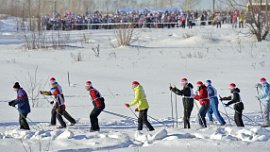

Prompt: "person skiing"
[170,78,194,129]
[194,81,210,128]
[125,81,154,131]
[206,80,226,126]
[85,81,105,132]
[40,77,64,126]
[40,77,76,128]
[8,82,31,130]
[220,83,244,127]
[256,78,270,127]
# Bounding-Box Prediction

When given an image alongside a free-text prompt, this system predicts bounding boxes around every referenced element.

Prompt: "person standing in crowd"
[206,80,226,126]
[40,77,76,128]
[194,81,210,128]
[239,13,244,28]
[216,13,222,28]
[256,78,270,127]
[220,83,244,127]
[125,81,154,131]
[170,78,194,129]
[85,81,105,132]
[9,82,31,130]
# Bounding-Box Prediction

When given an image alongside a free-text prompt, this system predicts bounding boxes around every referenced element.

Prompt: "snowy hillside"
[0,17,270,152]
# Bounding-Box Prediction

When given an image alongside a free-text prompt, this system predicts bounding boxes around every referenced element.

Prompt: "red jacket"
[194,85,210,106]
[89,87,105,109]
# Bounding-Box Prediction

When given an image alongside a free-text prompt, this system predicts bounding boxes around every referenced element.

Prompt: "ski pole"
[175,92,178,128]
[12,106,41,130]
[219,95,232,126]
[256,87,264,119]
[170,83,174,128]
[128,107,139,118]
[41,94,51,104]
[148,115,169,128]
[219,111,234,123]
[225,104,260,126]
[103,110,137,121]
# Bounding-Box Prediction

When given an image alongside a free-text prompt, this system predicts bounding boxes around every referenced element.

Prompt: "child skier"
[40,77,76,128]
[40,77,64,126]
[170,78,194,129]
[220,83,244,127]
[194,81,210,128]
[8,82,31,130]
[256,78,270,127]
[125,81,154,131]
[85,81,105,132]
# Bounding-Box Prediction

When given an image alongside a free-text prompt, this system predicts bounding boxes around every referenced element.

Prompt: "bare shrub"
[186,51,205,59]
[71,52,82,62]
[92,44,100,57]
[23,30,70,50]
[114,24,137,47]
[23,31,48,50]
[25,66,46,108]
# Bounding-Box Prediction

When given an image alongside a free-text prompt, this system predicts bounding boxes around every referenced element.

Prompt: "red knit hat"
[132,81,140,86]
[50,77,56,84]
[229,83,236,89]
[196,81,203,87]
[180,78,188,84]
[85,81,92,87]
[260,77,267,83]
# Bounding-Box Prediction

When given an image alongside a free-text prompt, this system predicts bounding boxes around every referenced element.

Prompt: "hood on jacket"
[187,83,193,89]
[233,88,240,93]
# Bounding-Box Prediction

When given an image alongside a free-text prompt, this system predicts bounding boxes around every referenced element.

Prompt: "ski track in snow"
[1,118,270,151]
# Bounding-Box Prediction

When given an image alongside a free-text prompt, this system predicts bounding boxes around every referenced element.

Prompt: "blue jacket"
[14,88,31,115]
[207,85,218,102]
[258,83,270,103]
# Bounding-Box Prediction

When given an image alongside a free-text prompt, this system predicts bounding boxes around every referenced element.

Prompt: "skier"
[206,80,226,126]
[170,78,194,129]
[125,81,154,131]
[194,81,210,128]
[85,81,105,132]
[256,78,270,127]
[8,82,31,130]
[40,77,76,128]
[220,83,244,127]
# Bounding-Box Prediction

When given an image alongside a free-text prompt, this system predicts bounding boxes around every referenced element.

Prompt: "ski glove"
[50,101,54,104]
[135,108,139,112]
[8,100,15,107]
[124,104,130,108]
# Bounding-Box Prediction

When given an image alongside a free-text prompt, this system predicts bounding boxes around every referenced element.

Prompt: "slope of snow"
[0,20,270,151]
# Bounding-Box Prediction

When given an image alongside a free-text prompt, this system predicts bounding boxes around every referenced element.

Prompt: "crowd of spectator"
[41,9,245,30]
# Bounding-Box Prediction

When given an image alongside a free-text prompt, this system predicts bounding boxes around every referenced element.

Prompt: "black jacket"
[171,83,193,97]
[221,88,244,109]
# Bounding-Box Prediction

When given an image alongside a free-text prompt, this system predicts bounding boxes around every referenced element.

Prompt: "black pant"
[51,105,57,125]
[183,98,194,129]
[90,107,103,131]
[56,108,76,128]
[216,22,221,28]
[138,109,154,131]
[19,114,30,130]
[234,102,244,127]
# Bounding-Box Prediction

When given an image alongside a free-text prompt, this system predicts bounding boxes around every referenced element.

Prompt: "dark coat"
[14,88,31,115]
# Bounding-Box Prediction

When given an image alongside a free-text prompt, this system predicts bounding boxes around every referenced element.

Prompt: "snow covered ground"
[0,17,270,151]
